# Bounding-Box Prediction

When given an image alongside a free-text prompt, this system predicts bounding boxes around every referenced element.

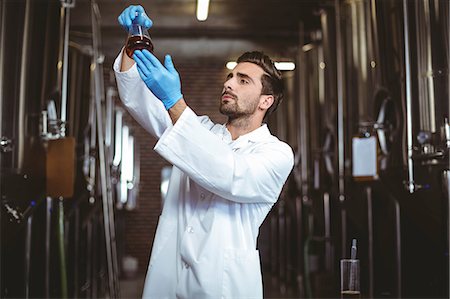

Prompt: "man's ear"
[259,95,274,110]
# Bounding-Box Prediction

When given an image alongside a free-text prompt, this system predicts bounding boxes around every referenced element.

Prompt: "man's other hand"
[133,50,183,110]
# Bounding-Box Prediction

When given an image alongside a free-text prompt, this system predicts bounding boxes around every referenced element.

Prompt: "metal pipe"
[60,1,71,136]
[17,0,31,171]
[45,197,52,298]
[403,0,415,193]
[0,0,5,140]
[447,0,450,295]
[393,198,402,298]
[370,0,381,84]
[25,215,33,298]
[91,1,118,296]
[298,22,309,203]
[0,2,5,294]
[295,196,304,297]
[323,193,332,272]
[86,219,92,297]
[58,197,68,298]
[335,0,347,256]
[443,170,450,299]
[424,0,436,133]
[74,207,80,298]
[366,186,374,298]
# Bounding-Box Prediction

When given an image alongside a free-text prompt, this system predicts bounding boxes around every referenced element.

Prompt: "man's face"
[220,62,266,119]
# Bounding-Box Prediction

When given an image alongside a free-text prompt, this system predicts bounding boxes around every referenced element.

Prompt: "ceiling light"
[274,62,295,71]
[196,0,210,21]
[226,61,237,69]
[226,61,295,71]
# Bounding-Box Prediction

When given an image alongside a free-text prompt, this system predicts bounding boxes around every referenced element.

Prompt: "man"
[114,5,294,298]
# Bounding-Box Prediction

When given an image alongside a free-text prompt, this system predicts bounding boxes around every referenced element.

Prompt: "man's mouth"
[222,92,236,101]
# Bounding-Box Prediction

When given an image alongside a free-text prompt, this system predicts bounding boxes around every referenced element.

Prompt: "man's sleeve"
[154,107,294,204]
[113,49,172,138]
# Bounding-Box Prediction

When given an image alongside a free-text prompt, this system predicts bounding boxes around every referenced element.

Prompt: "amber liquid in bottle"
[125,35,154,58]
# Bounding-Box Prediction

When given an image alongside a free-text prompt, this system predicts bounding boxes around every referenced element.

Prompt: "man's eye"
[240,79,248,84]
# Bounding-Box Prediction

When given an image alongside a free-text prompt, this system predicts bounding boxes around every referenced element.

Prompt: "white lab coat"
[114,51,294,299]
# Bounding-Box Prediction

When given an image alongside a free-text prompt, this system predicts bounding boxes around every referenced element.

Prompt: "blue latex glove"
[133,50,183,110]
[117,5,152,32]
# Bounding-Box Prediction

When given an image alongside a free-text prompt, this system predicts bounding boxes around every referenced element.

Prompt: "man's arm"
[154,107,295,204]
[120,51,135,72]
[114,5,172,138]
[168,99,187,124]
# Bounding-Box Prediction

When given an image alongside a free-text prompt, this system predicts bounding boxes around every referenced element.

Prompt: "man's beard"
[219,91,258,119]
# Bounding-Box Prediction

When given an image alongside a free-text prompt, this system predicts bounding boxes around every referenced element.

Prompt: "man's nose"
[223,78,233,90]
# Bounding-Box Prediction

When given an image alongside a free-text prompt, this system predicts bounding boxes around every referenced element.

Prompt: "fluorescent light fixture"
[113,110,123,167]
[196,0,210,21]
[226,61,237,69]
[274,62,295,71]
[120,125,130,204]
[226,61,295,71]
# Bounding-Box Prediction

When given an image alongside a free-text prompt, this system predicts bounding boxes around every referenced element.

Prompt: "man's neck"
[226,116,262,140]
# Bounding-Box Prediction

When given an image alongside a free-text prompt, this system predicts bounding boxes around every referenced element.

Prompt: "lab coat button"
[184,262,190,269]
[186,226,194,233]
[200,193,205,199]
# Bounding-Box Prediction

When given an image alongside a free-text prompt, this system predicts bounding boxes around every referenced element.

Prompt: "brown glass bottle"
[125,35,154,58]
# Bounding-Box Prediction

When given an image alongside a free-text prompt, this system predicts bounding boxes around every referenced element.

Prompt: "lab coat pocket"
[222,249,263,299]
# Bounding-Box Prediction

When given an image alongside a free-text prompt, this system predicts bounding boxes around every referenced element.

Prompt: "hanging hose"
[58,198,68,298]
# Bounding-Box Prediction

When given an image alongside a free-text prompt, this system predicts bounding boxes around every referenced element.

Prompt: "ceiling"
[71,0,330,63]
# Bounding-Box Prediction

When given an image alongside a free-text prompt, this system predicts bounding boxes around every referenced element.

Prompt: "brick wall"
[117,59,229,275]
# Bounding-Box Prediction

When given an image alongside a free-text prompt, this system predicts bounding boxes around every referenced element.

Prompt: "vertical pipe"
[443,170,450,299]
[0,0,5,138]
[296,21,307,297]
[86,219,92,297]
[335,0,347,256]
[448,1,450,297]
[45,197,52,298]
[60,1,71,136]
[448,0,450,122]
[393,199,402,298]
[298,23,309,205]
[17,0,31,170]
[318,44,325,107]
[366,186,374,298]
[92,218,98,298]
[58,198,68,298]
[423,0,436,133]
[370,0,381,84]
[403,0,415,193]
[295,196,304,297]
[74,207,79,298]
[25,215,33,299]
[324,193,332,271]
[0,2,5,296]
[91,1,118,296]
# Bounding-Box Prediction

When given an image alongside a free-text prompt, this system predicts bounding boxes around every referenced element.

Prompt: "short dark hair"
[236,51,283,121]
